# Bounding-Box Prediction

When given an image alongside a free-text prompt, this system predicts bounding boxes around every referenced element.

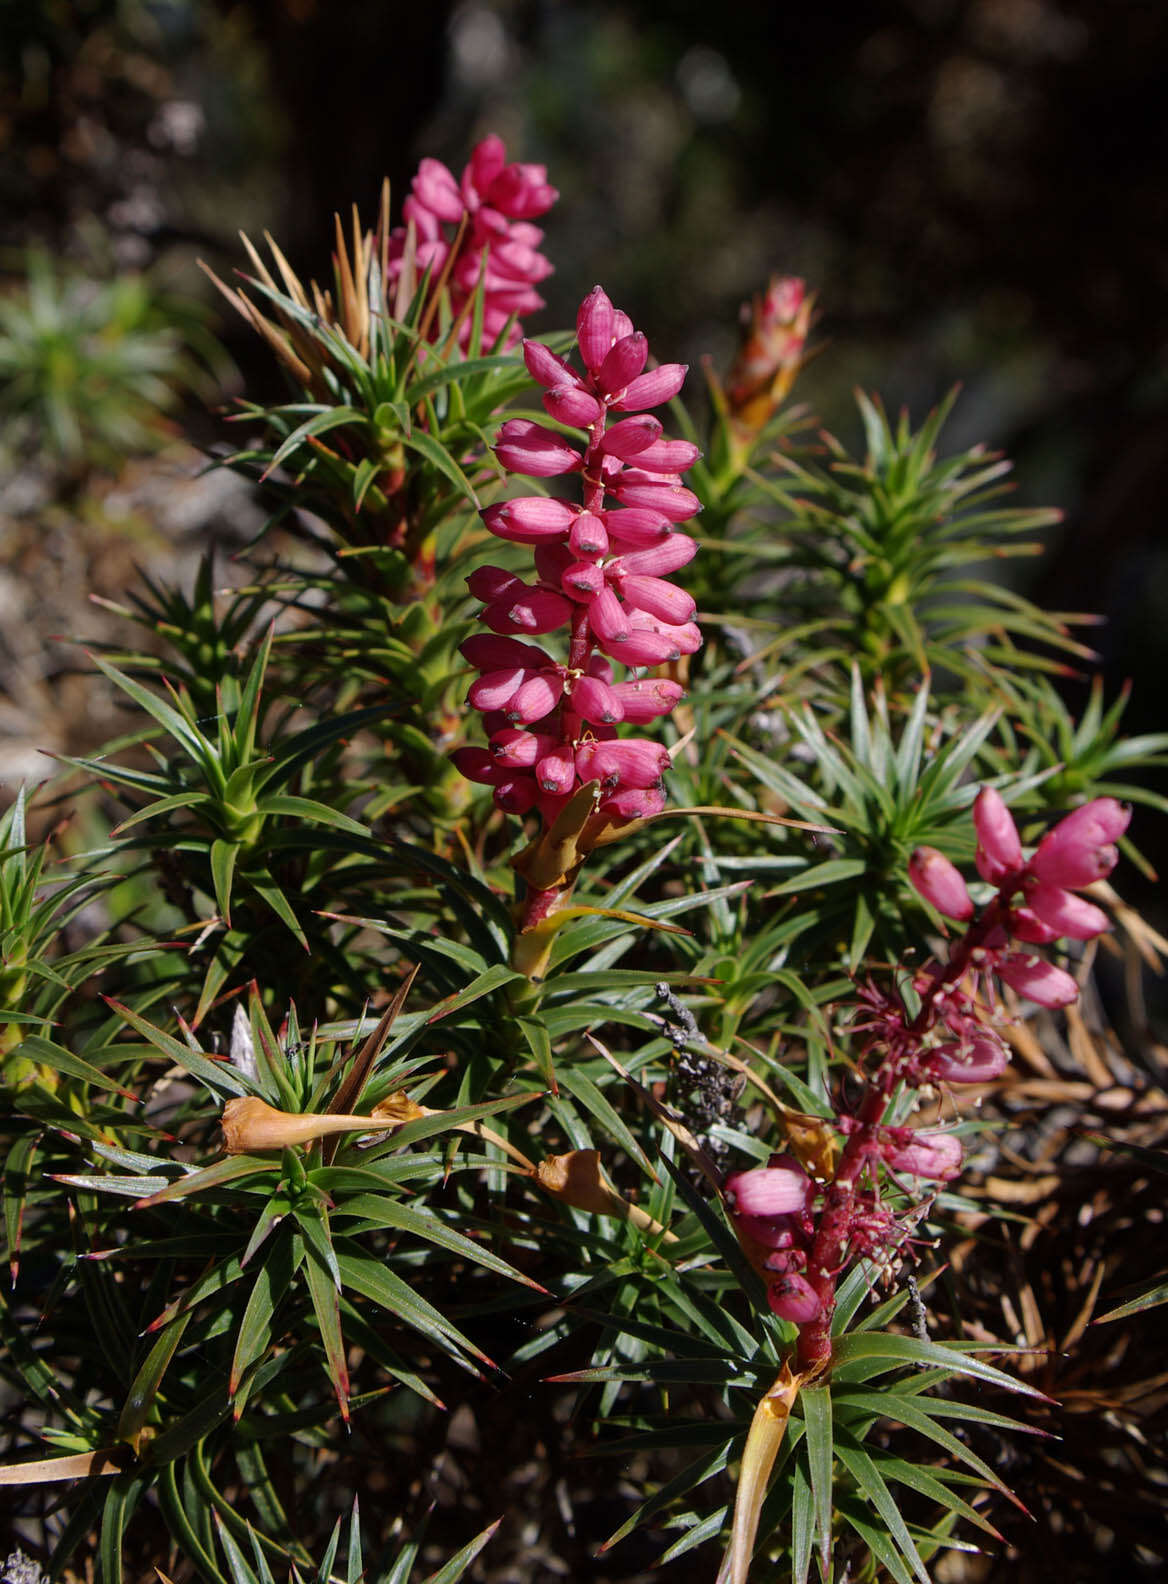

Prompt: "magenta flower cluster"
[387,135,558,349]
[724,790,1129,1360]
[453,286,701,826]
[908,790,1129,1010]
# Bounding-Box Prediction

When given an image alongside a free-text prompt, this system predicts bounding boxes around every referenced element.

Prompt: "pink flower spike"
[1024,881,1110,940]
[481,497,576,544]
[767,1274,822,1324]
[609,363,688,412]
[996,953,1080,1008]
[543,384,605,427]
[882,1128,963,1181]
[494,419,582,477]
[925,1035,1010,1084]
[523,340,582,390]
[908,847,974,921]
[596,333,649,395]
[577,286,616,372]
[617,573,697,626]
[568,514,609,557]
[598,415,662,459]
[610,678,685,723]
[724,1165,811,1217]
[570,674,624,724]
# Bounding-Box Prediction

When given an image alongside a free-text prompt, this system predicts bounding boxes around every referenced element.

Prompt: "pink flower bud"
[734,1212,799,1251]
[605,629,679,665]
[451,746,504,784]
[543,384,605,427]
[600,508,673,548]
[494,419,582,477]
[599,415,661,459]
[972,786,1023,884]
[489,728,559,768]
[485,163,558,219]
[881,1128,963,1181]
[767,1274,822,1324]
[481,496,576,544]
[506,672,563,724]
[483,587,574,636]
[724,1165,811,1217]
[596,333,649,396]
[577,286,616,372]
[412,158,464,223]
[1030,798,1130,888]
[494,775,539,814]
[1009,906,1060,944]
[586,586,631,644]
[612,535,697,578]
[908,847,974,921]
[461,635,549,671]
[602,786,668,819]
[467,134,506,196]
[468,667,525,713]
[576,738,670,791]
[632,613,701,654]
[523,340,582,390]
[763,1249,808,1275]
[609,475,701,522]
[996,953,1079,1008]
[616,573,697,626]
[467,566,522,603]
[535,746,576,795]
[532,541,572,586]
[610,679,685,723]
[1023,881,1110,940]
[561,560,604,601]
[568,513,608,557]
[570,674,624,724]
[924,1035,1010,1084]
[609,364,688,412]
[631,438,701,472]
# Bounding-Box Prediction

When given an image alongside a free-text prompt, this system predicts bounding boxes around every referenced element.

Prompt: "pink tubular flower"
[767,1273,822,1324]
[1029,798,1131,889]
[908,847,974,921]
[923,1034,1010,1084]
[1022,881,1110,940]
[724,1164,811,1218]
[973,786,1024,884]
[996,952,1080,1009]
[387,134,558,349]
[456,286,700,828]
[880,1128,963,1182]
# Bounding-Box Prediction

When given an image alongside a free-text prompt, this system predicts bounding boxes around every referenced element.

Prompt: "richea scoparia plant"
[2,134,1167,1584]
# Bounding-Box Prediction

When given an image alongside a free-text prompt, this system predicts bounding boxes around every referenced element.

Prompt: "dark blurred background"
[4,0,1165,867]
